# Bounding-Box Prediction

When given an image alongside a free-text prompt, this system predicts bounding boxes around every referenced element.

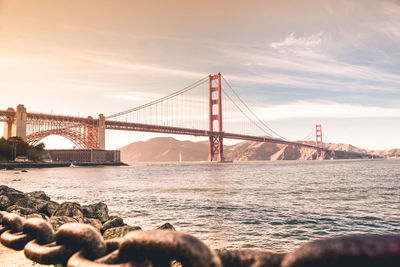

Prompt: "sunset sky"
[1,0,400,150]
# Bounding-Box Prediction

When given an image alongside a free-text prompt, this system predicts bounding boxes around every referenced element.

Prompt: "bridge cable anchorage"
[1,211,400,266]
[222,76,288,140]
[106,76,209,120]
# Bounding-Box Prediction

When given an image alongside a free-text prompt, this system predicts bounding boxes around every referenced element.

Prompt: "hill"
[119,137,396,163]
[119,137,208,162]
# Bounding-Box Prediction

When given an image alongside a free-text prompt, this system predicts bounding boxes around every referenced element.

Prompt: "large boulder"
[49,216,80,232]
[0,185,26,202]
[82,202,109,223]
[101,216,125,233]
[103,225,141,240]
[26,191,50,201]
[53,202,84,222]
[15,197,59,217]
[84,218,103,232]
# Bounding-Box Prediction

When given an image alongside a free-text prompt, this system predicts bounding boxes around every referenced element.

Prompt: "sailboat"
[178,151,182,164]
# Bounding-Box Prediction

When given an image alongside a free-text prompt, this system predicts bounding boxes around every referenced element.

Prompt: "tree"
[0,137,46,162]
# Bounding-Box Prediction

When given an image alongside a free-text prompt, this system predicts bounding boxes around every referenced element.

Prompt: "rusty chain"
[0,210,399,266]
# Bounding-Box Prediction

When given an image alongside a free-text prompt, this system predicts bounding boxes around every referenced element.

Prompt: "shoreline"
[0,161,128,169]
[0,158,392,170]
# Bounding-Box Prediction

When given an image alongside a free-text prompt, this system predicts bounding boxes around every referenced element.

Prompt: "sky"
[0,0,399,150]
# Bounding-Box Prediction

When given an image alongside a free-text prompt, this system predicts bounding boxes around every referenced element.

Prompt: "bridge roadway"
[106,120,321,150]
[1,109,322,151]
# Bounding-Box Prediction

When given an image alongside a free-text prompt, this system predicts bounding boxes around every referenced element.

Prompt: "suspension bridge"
[0,73,325,161]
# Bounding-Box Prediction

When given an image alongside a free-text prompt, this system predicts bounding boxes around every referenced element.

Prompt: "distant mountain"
[119,137,397,163]
[119,137,209,162]
[373,148,400,158]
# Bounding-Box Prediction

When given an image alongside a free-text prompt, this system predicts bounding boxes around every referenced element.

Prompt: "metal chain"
[1,211,399,266]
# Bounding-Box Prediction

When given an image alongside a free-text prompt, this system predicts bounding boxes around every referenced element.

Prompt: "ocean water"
[1,159,399,252]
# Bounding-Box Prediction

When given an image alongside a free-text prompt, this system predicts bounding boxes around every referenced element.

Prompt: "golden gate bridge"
[0,73,325,161]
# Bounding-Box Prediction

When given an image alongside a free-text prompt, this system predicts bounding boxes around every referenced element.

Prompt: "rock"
[26,213,47,220]
[53,202,84,221]
[82,202,109,223]
[157,223,176,231]
[0,195,12,210]
[43,201,59,216]
[26,191,50,201]
[0,185,26,202]
[101,216,125,233]
[84,218,103,232]
[103,225,141,240]
[15,197,59,217]
[6,205,39,216]
[49,216,80,232]
[0,185,19,194]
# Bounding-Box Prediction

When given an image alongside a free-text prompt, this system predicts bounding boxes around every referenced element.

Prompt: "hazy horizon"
[1,0,400,150]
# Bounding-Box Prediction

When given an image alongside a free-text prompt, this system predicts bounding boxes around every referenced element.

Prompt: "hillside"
[373,148,400,158]
[119,137,395,163]
[120,137,209,162]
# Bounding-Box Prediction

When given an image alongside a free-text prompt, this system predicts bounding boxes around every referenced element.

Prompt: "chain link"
[1,211,399,266]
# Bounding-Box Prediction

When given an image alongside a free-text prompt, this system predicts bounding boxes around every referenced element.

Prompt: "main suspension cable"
[222,91,274,137]
[222,76,288,140]
[300,127,314,141]
[106,76,209,119]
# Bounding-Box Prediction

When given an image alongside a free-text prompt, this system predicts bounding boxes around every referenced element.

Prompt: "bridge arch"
[26,129,93,149]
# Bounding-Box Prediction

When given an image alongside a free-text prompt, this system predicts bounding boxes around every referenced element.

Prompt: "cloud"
[216,32,400,94]
[81,48,400,96]
[256,101,400,121]
[84,58,207,79]
[373,1,400,41]
[270,32,324,54]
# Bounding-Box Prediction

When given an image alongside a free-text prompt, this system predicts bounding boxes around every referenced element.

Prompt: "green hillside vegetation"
[0,137,45,162]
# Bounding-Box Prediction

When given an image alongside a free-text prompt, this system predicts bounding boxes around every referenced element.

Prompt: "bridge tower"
[208,73,224,162]
[98,114,106,150]
[316,124,324,160]
[3,104,28,141]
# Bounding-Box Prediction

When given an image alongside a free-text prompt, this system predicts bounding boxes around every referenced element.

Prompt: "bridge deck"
[105,120,322,150]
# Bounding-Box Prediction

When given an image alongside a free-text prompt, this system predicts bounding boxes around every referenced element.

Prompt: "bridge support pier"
[209,134,224,162]
[208,73,224,162]
[5,105,27,141]
[98,114,106,150]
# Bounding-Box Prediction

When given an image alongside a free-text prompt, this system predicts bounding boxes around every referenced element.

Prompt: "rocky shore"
[0,185,174,240]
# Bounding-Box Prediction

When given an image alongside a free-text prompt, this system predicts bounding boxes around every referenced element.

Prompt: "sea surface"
[1,159,399,252]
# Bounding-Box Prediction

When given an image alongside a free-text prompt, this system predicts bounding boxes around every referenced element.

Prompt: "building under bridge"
[48,149,120,163]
